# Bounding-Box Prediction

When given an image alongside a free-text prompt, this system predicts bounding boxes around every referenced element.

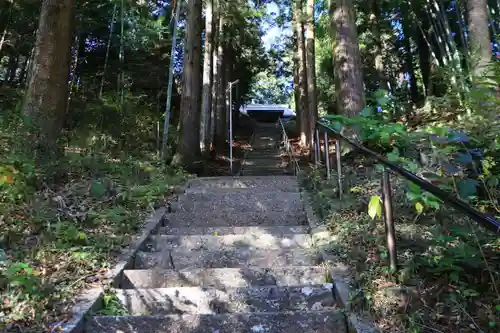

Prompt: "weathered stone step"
[187,176,298,191]
[244,153,284,158]
[185,186,299,194]
[88,310,346,332]
[243,169,292,176]
[242,160,286,164]
[111,284,335,315]
[247,150,282,155]
[142,233,312,252]
[242,166,289,171]
[163,211,307,228]
[120,266,327,289]
[158,225,309,236]
[173,191,303,214]
[135,247,320,270]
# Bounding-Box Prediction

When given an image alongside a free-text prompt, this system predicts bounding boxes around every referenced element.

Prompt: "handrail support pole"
[324,132,330,179]
[382,168,397,273]
[315,128,321,165]
[335,138,343,199]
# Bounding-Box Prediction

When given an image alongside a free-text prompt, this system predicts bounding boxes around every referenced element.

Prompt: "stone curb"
[53,183,189,333]
[301,190,380,333]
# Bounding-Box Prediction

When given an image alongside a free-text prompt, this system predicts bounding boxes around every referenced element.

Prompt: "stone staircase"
[241,122,292,176]
[86,176,346,332]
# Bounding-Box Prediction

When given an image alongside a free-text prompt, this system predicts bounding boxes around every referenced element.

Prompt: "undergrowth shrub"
[0,89,187,331]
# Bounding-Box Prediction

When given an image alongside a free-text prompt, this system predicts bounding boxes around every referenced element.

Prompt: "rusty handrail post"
[324,131,330,179]
[335,138,343,199]
[382,168,397,272]
[315,127,321,165]
[278,118,300,176]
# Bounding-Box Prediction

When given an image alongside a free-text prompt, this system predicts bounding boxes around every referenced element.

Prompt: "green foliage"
[0,85,188,330]
[368,195,382,219]
[303,164,500,332]
[96,290,129,316]
[322,87,500,217]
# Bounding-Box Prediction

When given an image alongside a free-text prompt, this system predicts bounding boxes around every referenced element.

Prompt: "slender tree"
[210,0,220,153]
[305,0,317,151]
[294,0,309,147]
[215,10,226,150]
[369,0,387,91]
[200,0,214,156]
[162,0,182,159]
[23,0,77,161]
[172,0,203,168]
[331,0,365,120]
[466,0,492,76]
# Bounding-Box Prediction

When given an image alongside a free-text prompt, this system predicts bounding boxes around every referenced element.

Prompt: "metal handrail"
[278,118,301,176]
[314,118,500,271]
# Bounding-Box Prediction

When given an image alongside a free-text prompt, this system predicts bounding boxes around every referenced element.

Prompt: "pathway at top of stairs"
[242,121,292,176]
[86,176,346,332]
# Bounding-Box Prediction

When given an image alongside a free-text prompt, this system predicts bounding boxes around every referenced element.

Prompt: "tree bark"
[210,0,219,154]
[7,54,18,83]
[369,0,387,91]
[331,0,365,119]
[172,0,203,169]
[292,40,300,133]
[305,0,317,152]
[23,0,77,162]
[417,27,432,96]
[19,53,31,86]
[294,0,309,147]
[215,13,226,150]
[200,0,213,156]
[402,2,420,110]
[466,0,492,77]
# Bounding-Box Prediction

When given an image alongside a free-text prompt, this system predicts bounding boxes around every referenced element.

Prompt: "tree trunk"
[292,42,300,133]
[215,13,226,150]
[210,0,219,154]
[417,27,432,97]
[7,54,18,83]
[172,0,203,169]
[294,0,309,147]
[305,0,317,153]
[0,3,11,54]
[23,0,77,162]
[369,0,387,91]
[18,53,30,86]
[466,0,491,77]
[224,45,232,135]
[402,3,420,111]
[331,0,365,120]
[200,0,213,156]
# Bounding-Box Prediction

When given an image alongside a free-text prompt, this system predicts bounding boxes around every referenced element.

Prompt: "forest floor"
[203,114,255,176]
[301,155,500,333]
[0,130,189,331]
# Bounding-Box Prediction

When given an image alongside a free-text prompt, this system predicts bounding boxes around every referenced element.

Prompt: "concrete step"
[247,150,282,154]
[120,266,328,289]
[134,247,321,270]
[184,186,299,194]
[88,310,346,333]
[243,154,284,158]
[162,211,307,228]
[242,157,283,167]
[158,225,309,236]
[187,176,299,191]
[112,284,335,315]
[243,169,293,176]
[174,191,302,213]
[141,233,312,252]
[242,165,290,171]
